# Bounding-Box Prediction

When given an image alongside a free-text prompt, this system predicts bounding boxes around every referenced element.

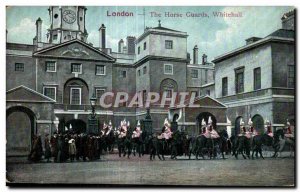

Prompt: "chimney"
[36,17,42,42]
[99,24,106,49]
[202,54,207,65]
[281,9,295,30]
[118,39,124,53]
[193,45,198,64]
[126,36,136,54]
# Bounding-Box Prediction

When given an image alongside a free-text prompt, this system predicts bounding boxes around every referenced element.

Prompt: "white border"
[42,86,57,101]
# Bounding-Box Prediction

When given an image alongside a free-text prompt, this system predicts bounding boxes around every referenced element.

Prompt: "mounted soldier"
[207,116,219,139]
[132,120,142,139]
[201,118,210,138]
[119,119,128,138]
[238,119,246,137]
[106,120,113,136]
[101,122,108,137]
[160,118,172,140]
[248,117,258,137]
[265,120,273,138]
[284,119,294,139]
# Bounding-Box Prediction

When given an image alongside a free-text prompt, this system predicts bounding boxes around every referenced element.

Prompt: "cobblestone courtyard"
[6,153,294,186]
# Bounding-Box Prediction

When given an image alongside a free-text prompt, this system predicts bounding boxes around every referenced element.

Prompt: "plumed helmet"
[127,121,130,127]
[248,117,253,126]
[287,119,290,126]
[208,116,213,125]
[109,120,112,126]
[201,118,206,126]
[240,119,245,126]
[265,119,271,126]
[137,120,141,127]
[164,118,170,127]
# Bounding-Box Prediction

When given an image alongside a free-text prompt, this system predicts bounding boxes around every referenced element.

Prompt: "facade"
[212,10,295,136]
[6,6,218,156]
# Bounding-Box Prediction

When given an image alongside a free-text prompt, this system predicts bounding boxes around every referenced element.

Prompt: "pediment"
[33,39,115,62]
[6,85,55,103]
[176,96,227,108]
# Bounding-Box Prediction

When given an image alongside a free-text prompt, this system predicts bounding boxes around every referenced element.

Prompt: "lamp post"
[88,93,98,134]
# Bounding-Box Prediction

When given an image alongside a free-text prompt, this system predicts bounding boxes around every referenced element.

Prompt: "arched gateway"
[6,106,36,155]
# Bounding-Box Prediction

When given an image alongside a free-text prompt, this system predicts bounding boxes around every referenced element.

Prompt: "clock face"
[63,10,76,24]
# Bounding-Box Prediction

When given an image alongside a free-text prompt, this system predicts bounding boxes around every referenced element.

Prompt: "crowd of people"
[28,132,103,163]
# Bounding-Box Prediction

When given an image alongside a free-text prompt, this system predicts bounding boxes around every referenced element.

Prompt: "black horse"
[148,135,167,161]
[230,135,251,159]
[251,129,287,159]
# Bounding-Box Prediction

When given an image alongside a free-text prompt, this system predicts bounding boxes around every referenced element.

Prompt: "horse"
[169,130,186,159]
[230,134,251,159]
[252,129,294,159]
[276,129,295,157]
[131,133,144,157]
[148,134,167,161]
[212,129,229,159]
[103,129,115,153]
[192,135,214,160]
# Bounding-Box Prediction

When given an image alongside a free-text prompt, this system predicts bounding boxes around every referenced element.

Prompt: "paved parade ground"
[6,153,295,187]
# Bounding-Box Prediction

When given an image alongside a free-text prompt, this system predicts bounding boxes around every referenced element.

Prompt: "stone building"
[212,10,295,136]
[6,6,217,155]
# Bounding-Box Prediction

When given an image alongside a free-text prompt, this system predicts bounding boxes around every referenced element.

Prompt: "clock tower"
[47,6,88,44]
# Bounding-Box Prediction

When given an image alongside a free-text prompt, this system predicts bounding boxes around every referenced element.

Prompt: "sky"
[6,6,293,61]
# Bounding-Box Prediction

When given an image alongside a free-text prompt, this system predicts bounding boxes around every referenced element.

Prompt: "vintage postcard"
[6,6,295,186]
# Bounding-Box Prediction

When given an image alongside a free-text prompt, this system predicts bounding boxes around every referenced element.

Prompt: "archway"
[234,116,243,136]
[196,112,217,134]
[252,114,264,134]
[65,119,87,134]
[6,106,36,155]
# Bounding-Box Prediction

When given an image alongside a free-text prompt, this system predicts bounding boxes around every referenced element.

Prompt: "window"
[222,77,228,96]
[254,67,261,90]
[143,66,147,74]
[288,65,294,88]
[45,61,56,72]
[138,46,140,54]
[165,89,173,98]
[96,89,105,103]
[15,63,24,72]
[191,69,198,78]
[53,34,58,40]
[204,69,208,84]
[96,65,105,75]
[138,69,141,76]
[120,70,127,78]
[144,42,146,50]
[235,67,244,94]
[164,64,173,75]
[71,63,82,74]
[165,40,173,49]
[70,88,81,105]
[206,90,210,96]
[43,87,56,101]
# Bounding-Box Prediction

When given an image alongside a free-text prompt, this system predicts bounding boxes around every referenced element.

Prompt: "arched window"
[252,114,264,134]
[64,78,89,105]
[235,116,243,136]
[160,78,178,98]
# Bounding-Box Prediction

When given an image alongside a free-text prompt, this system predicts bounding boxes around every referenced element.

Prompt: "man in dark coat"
[44,133,51,162]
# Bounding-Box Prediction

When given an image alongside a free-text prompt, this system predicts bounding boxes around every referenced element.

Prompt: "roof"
[171,95,227,109]
[212,32,294,63]
[6,85,56,103]
[152,26,182,33]
[267,29,294,39]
